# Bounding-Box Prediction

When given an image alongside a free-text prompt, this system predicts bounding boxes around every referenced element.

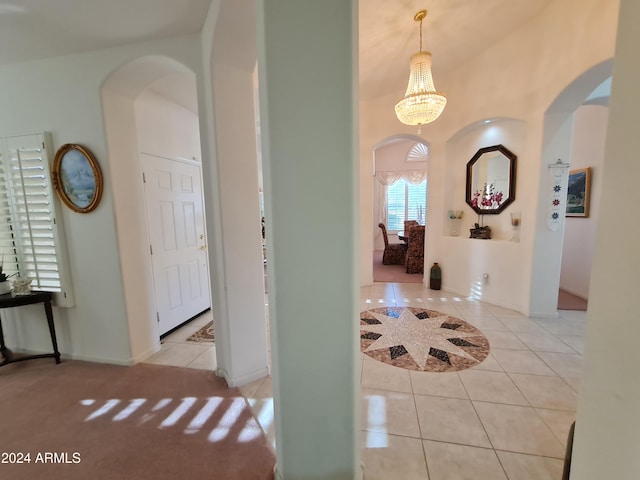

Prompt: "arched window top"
[406,142,429,163]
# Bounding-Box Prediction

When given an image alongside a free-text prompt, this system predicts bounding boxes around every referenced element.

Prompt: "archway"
[558,79,610,311]
[529,59,613,316]
[372,135,429,284]
[101,55,209,361]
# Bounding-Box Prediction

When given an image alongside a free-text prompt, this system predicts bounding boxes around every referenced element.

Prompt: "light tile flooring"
[145,282,586,479]
[143,309,218,371]
[358,283,583,480]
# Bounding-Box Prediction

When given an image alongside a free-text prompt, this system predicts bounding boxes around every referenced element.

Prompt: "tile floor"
[358,283,583,480]
[143,309,217,371]
[145,282,586,479]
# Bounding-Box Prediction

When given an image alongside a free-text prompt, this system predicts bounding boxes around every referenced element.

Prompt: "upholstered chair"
[378,223,406,265]
[404,220,419,232]
[406,225,425,274]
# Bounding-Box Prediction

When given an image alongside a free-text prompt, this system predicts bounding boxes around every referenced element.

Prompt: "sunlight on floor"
[80,395,265,444]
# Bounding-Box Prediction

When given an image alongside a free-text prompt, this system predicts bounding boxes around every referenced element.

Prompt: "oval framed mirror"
[466,144,517,215]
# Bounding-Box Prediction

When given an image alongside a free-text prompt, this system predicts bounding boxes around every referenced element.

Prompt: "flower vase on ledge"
[510,212,521,242]
[448,210,464,236]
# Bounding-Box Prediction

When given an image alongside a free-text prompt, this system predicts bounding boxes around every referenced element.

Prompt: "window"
[0,133,74,306]
[386,179,427,231]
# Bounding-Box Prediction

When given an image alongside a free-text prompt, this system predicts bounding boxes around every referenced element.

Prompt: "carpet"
[0,360,274,480]
[558,289,588,311]
[372,250,423,283]
[360,307,490,373]
[187,320,215,343]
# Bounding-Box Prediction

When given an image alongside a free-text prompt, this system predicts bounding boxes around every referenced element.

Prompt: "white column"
[257,1,361,478]
[199,0,270,387]
[571,0,640,477]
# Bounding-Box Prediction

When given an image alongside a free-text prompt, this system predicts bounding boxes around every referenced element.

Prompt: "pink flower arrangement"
[471,183,504,209]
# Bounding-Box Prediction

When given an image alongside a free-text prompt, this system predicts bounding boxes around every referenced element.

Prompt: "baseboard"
[273,462,364,479]
[64,351,135,366]
[131,343,161,364]
[216,365,270,388]
[274,465,283,480]
[7,348,135,366]
[528,311,560,319]
[442,285,526,316]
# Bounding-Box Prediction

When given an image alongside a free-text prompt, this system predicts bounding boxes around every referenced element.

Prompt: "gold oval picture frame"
[52,144,103,213]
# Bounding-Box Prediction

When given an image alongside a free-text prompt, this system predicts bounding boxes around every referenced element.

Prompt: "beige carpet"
[0,360,274,480]
[558,289,588,311]
[372,250,423,283]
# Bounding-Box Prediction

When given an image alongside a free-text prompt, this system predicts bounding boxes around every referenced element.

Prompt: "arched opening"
[101,55,212,362]
[529,59,613,316]
[372,135,429,284]
[558,77,610,311]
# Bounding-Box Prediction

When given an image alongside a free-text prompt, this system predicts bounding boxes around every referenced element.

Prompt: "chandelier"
[394,9,447,132]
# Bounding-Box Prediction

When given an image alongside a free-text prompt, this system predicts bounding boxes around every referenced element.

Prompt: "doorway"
[372,137,428,283]
[141,153,211,335]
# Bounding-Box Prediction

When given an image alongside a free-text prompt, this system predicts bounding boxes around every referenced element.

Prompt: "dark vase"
[429,262,442,290]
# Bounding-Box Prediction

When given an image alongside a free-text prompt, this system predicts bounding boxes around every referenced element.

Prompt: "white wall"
[559,104,608,299]
[206,0,270,388]
[257,1,360,478]
[572,0,640,476]
[135,89,201,160]
[102,87,154,362]
[438,119,528,310]
[0,34,202,364]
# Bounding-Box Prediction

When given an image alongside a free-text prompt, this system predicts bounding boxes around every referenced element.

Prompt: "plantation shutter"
[385,179,427,231]
[0,133,74,306]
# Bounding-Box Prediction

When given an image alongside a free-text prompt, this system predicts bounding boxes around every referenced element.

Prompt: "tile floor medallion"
[360,307,489,372]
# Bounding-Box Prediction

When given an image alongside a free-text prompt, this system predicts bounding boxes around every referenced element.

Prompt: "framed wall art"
[566,167,591,218]
[52,144,103,213]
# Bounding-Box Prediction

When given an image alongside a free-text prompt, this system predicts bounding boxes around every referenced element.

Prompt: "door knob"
[200,245,206,251]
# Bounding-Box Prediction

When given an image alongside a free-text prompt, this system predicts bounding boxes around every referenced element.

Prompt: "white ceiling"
[358,0,554,100]
[0,0,554,104]
[0,0,212,66]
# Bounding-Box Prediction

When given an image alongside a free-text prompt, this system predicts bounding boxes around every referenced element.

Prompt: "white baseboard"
[10,348,134,366]
[65,352,134,366]
[528,311,560,319]
[443,285,526,316]
[131,344,161,364]
[216,366,270,388]
[273,462,364,479]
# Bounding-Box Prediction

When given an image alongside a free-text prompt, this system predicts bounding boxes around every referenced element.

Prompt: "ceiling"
[0,0,554,103]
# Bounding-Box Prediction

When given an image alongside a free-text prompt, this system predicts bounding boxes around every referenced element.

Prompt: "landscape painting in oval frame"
[52,144,103,213]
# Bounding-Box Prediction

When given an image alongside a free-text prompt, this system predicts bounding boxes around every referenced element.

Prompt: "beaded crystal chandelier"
[394,10,447,132]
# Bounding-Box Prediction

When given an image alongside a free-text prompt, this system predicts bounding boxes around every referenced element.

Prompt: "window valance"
[375,170,426,186]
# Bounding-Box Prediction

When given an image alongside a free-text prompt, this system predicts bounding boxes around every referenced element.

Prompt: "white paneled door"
[141,154,211,336]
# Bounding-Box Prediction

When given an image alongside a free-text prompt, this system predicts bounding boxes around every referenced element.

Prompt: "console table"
[0,291,61,367]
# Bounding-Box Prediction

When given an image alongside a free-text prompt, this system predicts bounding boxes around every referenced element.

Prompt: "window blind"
[0,133,74,306]
[386,179,427,231]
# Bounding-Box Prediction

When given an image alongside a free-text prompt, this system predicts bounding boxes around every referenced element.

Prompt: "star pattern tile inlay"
[360,307,490,373]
